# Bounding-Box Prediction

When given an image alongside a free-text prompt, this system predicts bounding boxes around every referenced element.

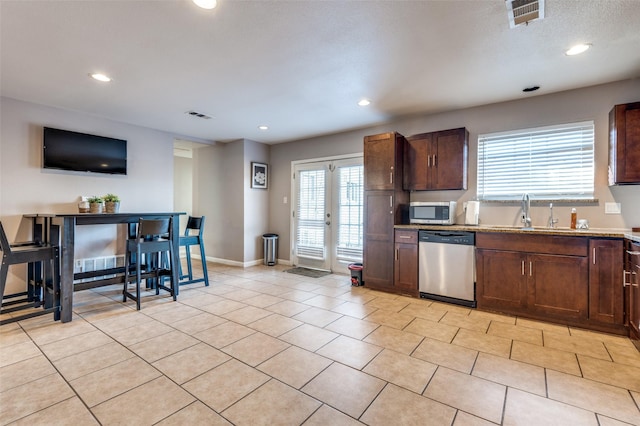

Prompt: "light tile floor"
[1,263,640,425]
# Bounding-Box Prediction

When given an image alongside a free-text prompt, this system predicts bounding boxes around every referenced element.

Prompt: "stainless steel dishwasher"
[418,230,476,307]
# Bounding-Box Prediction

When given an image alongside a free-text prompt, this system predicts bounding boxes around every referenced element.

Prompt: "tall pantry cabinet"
[363,132,409,291]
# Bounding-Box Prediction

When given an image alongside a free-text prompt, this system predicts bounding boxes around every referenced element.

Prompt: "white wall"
[244,139,270,263]
[269,80,640,261]
[194,140,244,263]
[1,97,176,292]
[192,138,271,265]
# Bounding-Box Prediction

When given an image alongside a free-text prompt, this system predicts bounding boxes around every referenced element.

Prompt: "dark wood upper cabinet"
[364,132,405,191]
[609,102,640,185]
[403,127,468,191]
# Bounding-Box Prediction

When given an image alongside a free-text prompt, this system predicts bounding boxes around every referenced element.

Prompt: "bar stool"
[178,216,209,286]
[0,221,60,325]
[123,218,177,310]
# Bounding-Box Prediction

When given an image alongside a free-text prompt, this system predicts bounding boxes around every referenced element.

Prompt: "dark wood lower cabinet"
[528,253,588,320]
[589,239,624,325]
[476,233,625,334]
[394,230,418,295]
[626,239,640,346]
[476,249,527,311]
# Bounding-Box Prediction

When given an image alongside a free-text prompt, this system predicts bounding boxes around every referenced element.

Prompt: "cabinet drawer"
[395,230,418,244]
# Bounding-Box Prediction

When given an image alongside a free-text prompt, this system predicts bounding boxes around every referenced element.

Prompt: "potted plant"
[103,193,120,214]
[88,196,104,214]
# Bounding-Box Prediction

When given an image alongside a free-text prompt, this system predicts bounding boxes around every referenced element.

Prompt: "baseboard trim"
[181,254,292,269]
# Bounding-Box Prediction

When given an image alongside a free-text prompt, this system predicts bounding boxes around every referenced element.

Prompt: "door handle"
[432,155,437,167]
[529,261,532,276]
[521,260,525,275]
[427,156,431,167]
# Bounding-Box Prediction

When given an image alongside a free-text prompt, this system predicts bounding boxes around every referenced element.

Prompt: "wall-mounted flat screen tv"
[43,127,127,175]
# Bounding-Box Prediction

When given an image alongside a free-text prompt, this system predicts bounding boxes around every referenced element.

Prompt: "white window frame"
[477,121,595,201]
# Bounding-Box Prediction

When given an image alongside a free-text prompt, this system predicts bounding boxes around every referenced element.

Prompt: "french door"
[292,156,363,273]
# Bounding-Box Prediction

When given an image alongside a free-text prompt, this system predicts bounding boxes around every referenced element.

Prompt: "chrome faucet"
[521,193,532,229]
[548,202,558,228]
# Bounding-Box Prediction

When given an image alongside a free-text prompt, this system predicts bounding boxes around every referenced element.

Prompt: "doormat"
[284,267,331,279]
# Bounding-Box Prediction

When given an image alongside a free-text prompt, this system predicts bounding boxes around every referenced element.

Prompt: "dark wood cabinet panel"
[626,240,640,343]
[528,253,588,320]
[394,230,418,294]
[403,127,468,191]
[476,249,527,311]
[589,239,624,325]
[609,102,640,184]
[363,238,394,289]
[403,133,431,190]
[364,132,405,191]
[364,191,394,242]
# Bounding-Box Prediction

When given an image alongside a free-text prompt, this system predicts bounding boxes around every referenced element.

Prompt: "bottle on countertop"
[570,208,577,229]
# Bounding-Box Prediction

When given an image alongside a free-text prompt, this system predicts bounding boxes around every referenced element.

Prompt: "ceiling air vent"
[185,110,213,120]
[506,0,544,28]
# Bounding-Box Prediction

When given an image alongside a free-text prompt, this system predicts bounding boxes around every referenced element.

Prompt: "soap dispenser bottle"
[570,208,577,229]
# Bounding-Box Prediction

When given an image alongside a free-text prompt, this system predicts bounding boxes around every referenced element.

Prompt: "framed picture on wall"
[251,162,268,189]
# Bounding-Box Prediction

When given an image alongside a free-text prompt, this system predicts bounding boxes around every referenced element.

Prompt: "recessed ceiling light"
[193,0,217,9]
[358,99,371,107]
[258,125,269,131]
[565,43,591,56]
[89,73,112,82]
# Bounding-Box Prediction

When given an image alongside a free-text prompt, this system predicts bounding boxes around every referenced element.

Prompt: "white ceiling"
[2,0,639,144]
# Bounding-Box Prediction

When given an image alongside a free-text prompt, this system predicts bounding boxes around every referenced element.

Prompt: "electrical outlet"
[283,196,288,204]
[605,202,621,214]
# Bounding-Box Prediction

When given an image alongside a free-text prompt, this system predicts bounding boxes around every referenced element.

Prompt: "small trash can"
[262,233,279,266]
[348,262,363,286]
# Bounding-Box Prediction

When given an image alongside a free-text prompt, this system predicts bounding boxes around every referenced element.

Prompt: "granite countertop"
[395,224,638,240]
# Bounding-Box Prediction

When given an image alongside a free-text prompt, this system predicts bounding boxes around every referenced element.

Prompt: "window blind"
[295,169,325,260]
[336,165,363,262]
[477,121,594,200]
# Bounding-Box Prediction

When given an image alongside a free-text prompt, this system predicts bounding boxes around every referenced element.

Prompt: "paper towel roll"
[465,201,480,225]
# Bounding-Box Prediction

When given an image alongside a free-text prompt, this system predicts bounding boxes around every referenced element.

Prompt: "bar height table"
[29,212,184,323]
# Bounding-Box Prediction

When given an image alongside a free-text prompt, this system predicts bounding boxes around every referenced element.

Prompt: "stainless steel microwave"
[409,201,457,225]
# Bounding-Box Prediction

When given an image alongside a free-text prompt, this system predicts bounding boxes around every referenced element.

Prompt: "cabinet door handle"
[427,156,431,168]
[593,247,597,265]
[529,261,533,276]
[395,248,399,260]
[521,260,525,275]
[390,171,393,185]
[432,155,437,167]
[624,270,631,287]
[398,235,411,239]
[389,196,393,208]
[627,250,640,256]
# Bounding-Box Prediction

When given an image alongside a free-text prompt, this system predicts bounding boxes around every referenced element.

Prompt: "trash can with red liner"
[348,262,363,286]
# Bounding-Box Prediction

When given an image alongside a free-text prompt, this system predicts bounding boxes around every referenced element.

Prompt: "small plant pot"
[105,201,120,214]
[89,202,104,214]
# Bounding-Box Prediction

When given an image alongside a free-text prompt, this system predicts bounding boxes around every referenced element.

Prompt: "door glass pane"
[296,169,326,260]
[336,165,363,262]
